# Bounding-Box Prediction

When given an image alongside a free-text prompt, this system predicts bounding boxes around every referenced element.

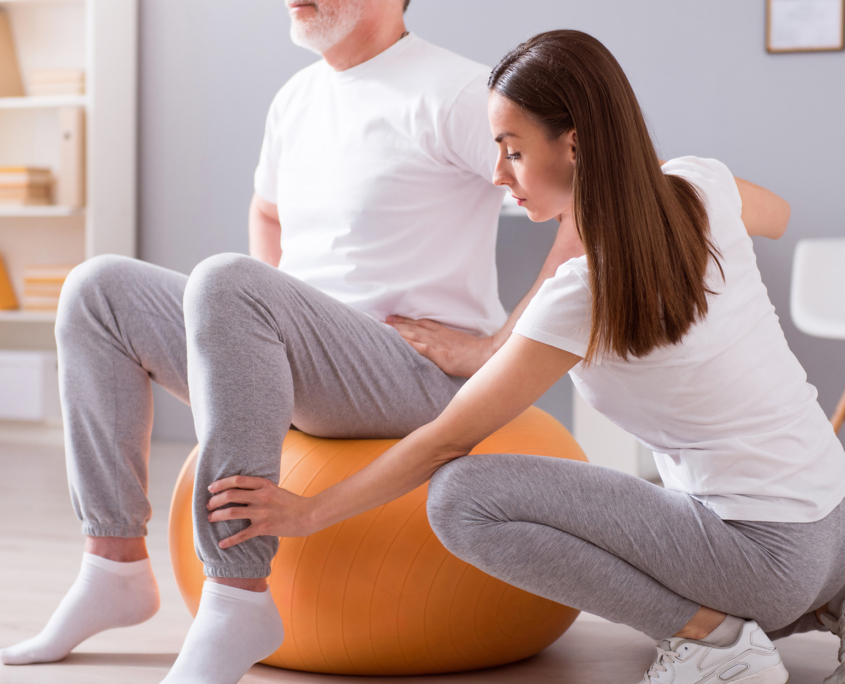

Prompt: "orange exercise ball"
[169,406,587,675]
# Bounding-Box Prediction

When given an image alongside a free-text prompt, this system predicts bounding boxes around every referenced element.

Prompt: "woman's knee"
[427,456,491,557]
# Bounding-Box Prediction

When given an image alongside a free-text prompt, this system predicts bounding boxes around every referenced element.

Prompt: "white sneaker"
[639,620,789,683]
[819,597,845,684]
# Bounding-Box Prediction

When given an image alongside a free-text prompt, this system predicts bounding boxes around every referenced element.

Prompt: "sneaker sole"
[729,663,789,684]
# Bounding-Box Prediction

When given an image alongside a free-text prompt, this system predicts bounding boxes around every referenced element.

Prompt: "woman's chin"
[525,208,552,223]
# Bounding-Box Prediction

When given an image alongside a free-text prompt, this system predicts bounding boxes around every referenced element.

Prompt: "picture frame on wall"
[767,0,845,53]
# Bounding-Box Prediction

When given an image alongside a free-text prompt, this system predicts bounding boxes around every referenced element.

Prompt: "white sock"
[698,614,746,648]
[160,582,284,684]
[1,552,160,665]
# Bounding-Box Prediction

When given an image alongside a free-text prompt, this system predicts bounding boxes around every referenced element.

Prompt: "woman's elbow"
[773,198,791,239]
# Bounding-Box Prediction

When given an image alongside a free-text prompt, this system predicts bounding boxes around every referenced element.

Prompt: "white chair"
[791,238,845,434]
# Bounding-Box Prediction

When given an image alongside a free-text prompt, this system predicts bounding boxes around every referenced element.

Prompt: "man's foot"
[159,582,284,684]
[640,620,788,683]
[818,597,845,684]
[0,553,160,665]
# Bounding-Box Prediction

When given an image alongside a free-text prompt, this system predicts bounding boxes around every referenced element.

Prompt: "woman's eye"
[506,152,521,161]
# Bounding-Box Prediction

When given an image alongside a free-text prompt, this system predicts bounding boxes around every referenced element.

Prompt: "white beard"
[289,1,366,55]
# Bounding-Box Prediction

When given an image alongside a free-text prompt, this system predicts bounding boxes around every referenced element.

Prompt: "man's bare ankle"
[207,577,268,592]
[84,536,148,562]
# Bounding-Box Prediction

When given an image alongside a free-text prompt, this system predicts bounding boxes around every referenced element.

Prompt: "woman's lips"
[513,195,526,206]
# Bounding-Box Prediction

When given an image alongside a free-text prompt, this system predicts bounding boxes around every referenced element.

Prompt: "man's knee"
[56,255,141,340]
[183,253,270,316]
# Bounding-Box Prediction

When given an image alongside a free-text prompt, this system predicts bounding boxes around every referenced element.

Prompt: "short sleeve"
[514,257,592,360]
[253,93,282,204]
[440,73,498,181]
[662,157,742,219]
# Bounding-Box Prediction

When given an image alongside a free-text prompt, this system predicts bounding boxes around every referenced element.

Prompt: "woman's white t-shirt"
[254,33,507,337]
[514,156,845,523]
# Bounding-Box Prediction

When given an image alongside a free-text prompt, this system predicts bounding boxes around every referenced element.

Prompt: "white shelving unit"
[0,94,87,109]
[0,0,137,341]
[0,0,136,442]
[0,309,55,322]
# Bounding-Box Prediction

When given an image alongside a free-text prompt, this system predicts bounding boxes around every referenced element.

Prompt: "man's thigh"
[278,281,465,439]
[205,256,466,439]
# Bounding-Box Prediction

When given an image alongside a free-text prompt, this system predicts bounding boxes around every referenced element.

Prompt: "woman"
[205,31,845,683]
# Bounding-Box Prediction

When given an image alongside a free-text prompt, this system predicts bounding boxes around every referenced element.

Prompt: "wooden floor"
[0,441,839,684]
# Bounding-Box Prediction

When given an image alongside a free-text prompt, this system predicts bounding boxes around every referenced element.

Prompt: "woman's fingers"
[208,475,267,494]
[386,316,442,335]
[218,525,263,549]
[208,506,252,523]
[207,487,259,510]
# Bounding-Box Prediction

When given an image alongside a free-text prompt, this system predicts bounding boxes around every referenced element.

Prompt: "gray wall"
[140,0,845,444]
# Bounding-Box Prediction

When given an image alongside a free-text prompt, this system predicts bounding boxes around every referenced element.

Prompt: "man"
[0,1,577,683]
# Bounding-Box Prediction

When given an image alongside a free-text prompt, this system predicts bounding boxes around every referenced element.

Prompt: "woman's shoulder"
[662,156,742,217]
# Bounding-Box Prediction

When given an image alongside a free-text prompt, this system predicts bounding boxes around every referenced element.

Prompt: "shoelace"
[646,644,680,682]
[820,602,845,684]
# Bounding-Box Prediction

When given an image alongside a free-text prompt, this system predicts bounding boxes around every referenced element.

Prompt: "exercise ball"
[169,406,586,675]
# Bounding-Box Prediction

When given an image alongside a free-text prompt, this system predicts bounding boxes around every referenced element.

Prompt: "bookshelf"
[0,309,55,322]
[0,0,137,344]
[0,94,87,109]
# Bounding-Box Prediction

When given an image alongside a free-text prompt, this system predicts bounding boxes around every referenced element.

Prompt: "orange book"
[0,253,18,310]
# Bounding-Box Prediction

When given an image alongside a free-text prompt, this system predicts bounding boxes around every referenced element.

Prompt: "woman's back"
[515,156,845,522]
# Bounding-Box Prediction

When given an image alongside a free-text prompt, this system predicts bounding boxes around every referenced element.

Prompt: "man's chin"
[290,29,326,54]
[290,25,340,55]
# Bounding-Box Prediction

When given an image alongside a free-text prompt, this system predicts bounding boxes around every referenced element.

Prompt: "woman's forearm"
[303,335,581,535]
[306,424,468,533]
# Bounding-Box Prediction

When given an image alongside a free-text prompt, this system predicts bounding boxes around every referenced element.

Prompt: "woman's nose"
[492,164,511,188]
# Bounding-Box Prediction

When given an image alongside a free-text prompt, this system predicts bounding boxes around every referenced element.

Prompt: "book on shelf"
[21,263,75,311]
[0,253,18,311]
[0,166,53,206]
[0,10,24,98]
[0,167,52,185]
[28,68,85,97]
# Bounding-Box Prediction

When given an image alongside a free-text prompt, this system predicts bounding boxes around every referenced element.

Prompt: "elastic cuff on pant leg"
[81,522,148,537]
[204,563,272,579]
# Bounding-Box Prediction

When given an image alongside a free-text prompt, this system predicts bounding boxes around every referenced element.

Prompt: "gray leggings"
[427,454,845,640]
[56,253,464,578]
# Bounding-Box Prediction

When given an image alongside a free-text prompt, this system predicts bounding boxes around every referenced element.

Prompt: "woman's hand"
[206,476,315,549]
[385,316,498,378]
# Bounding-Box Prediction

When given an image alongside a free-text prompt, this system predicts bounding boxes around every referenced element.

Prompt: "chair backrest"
[790,238,845,340]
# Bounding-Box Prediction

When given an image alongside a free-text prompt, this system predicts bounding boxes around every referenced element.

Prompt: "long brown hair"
[490,30,722,363]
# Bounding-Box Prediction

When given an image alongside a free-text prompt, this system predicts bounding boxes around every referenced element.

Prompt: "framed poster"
[767,0,845,53]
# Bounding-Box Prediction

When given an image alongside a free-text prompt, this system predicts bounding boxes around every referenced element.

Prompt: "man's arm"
[249,192,282,266]
[387,211,584,377]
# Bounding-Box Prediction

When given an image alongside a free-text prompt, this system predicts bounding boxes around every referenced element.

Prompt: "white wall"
[139,0,845,445]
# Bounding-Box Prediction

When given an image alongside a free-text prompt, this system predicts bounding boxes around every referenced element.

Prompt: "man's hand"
[386,316,498,378]
[206,476,316,548]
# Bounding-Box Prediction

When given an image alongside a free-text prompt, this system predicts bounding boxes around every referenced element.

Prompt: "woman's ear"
[568,130,577,164]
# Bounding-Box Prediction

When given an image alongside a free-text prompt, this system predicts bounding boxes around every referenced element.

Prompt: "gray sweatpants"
[56,253,464,578]
[427,454,845,640]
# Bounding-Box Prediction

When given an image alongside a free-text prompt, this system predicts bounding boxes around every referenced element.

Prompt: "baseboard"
[0,420,64,447]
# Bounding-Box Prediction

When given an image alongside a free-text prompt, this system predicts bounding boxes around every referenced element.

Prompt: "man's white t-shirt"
[254,33,507,336]
[514,157,845,523]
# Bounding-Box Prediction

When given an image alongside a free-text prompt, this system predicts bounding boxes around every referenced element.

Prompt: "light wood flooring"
[0,441,839,683]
